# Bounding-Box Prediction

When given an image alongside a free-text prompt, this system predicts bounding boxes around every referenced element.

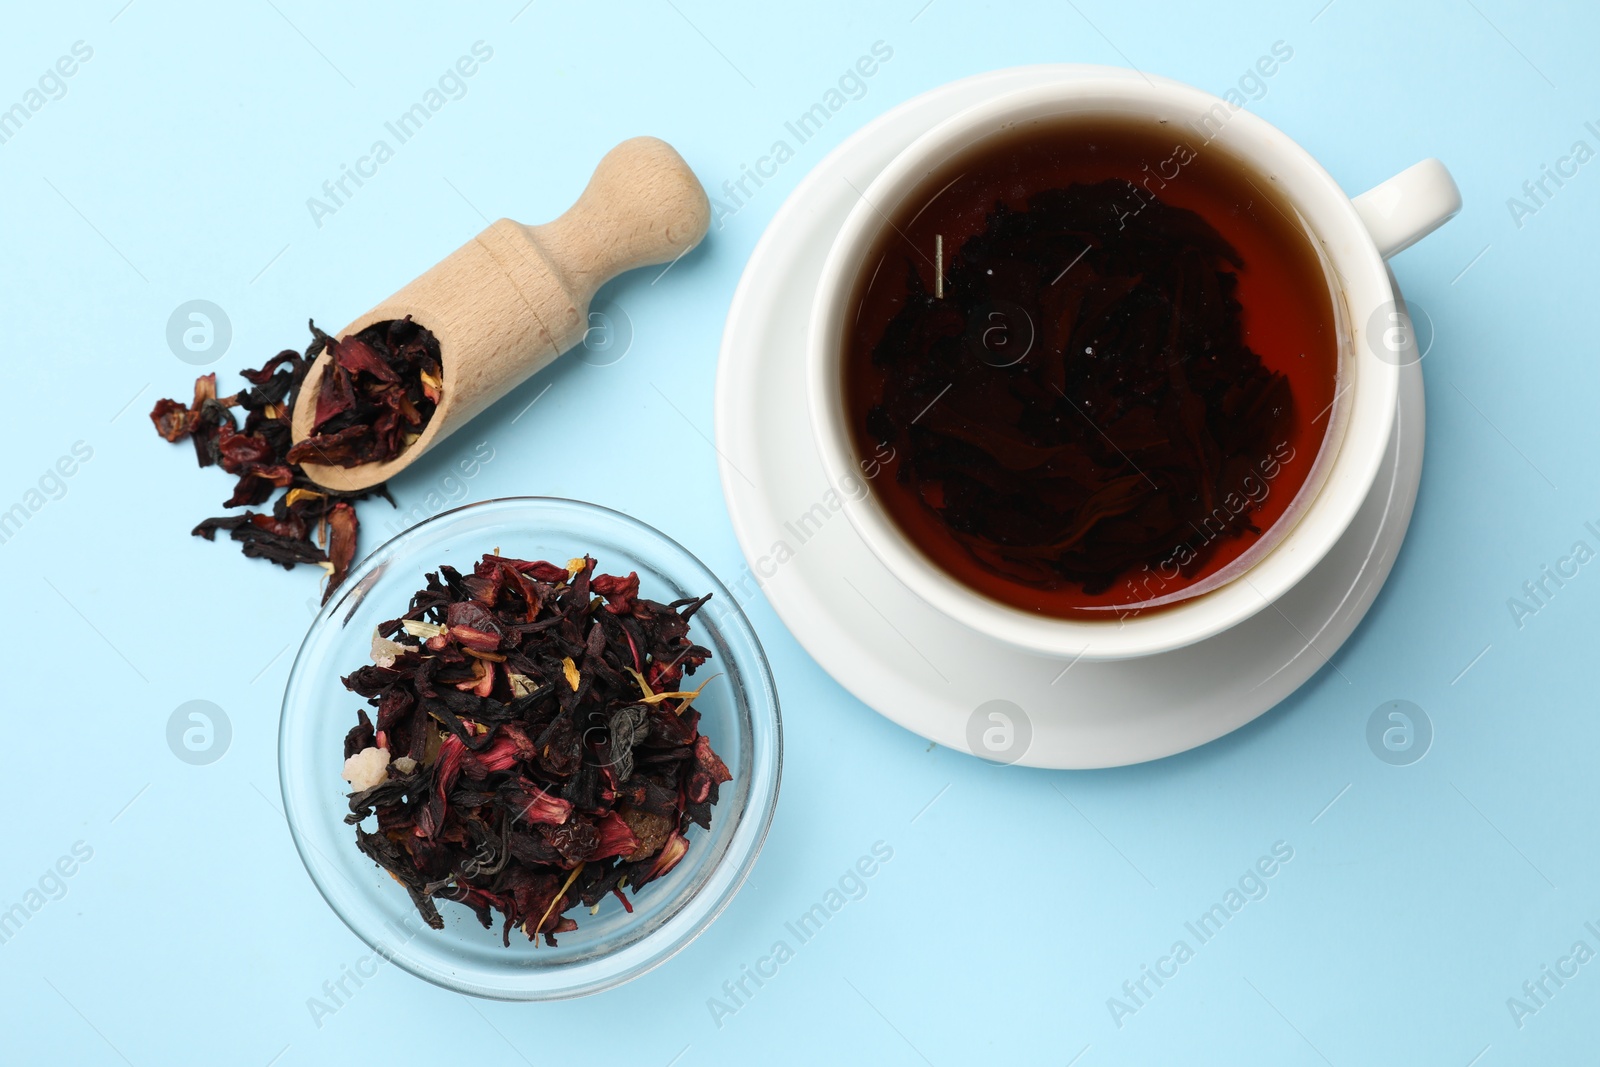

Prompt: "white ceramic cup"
[807,67,1460,660]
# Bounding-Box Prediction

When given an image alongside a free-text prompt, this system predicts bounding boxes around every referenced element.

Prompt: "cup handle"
[1351,158,1462,259]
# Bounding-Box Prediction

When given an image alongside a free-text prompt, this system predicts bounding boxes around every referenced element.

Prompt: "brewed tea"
[843,115,1339,618]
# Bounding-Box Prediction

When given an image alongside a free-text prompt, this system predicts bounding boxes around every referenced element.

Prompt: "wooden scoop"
[290,136,710,493]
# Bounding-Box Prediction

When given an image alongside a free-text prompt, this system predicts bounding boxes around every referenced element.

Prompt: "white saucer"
[714,66,1423,769]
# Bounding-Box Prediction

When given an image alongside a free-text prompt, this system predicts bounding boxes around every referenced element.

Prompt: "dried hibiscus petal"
[591,571,640,614]
[151,398,194,442]
[332,335,401,383]
[313,364,357,427]
[324,502,359,596]
[285,424,370,468]
[642,830,690,884]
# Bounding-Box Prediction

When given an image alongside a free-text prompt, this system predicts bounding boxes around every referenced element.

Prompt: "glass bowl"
[278,497,782,1000]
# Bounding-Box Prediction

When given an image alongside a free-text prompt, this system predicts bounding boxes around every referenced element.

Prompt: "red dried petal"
[514,560,570,583]
[332,335,401,383]
[449,626,501,652]
[462,733,520,776]
[472,660,495,698]
[192,373,218,407]
[589,811,639,861]
[454,659,492,693]
[213,427,276,474]
[644,830,690,883]
[694,733,732,785]
[286,424,372,467]
[591,571,640,615]
[314,364,357,429]
[460,724,536,778]
[447,603,502,650]
[501,563,541,622]
[373,382,423,425]
[416,735,466,839]
[150,398,194,442]
[324,502,359,603]
[647,659,682,694]
[237,351,300,386]
[686,771,712,805]
[249,509,308,541]
[368,409,406,460]
[505,780,574,827]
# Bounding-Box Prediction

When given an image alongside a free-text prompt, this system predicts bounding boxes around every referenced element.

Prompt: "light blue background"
[1,1,1594,1063]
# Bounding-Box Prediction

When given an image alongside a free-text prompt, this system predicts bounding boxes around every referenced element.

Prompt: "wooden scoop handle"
[527,136,711,336]
[291,137,709,494]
